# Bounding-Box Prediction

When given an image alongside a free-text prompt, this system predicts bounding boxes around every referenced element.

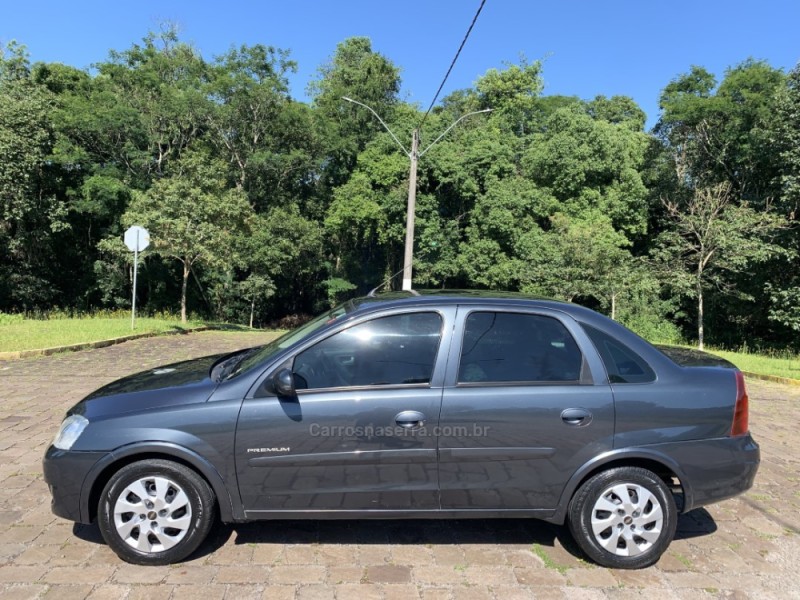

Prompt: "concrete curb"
[0,326,213,361]
[742,371,800,387]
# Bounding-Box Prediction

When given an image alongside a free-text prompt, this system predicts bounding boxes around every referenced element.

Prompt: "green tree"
[777,63,800,207]
[31,62,145,309]
[474,57,543,134]
[0,41,60,309]
[656,60,785,204]
[766,62,800,337]
[517,213,632,305]
[238,274,276,328]
[33,61,147,184]
[612,262,683,344]
[310,37,401,187]
[122,151,252,322]
[524,103,650,236]
[655,182,786,349]
[205,43,318,207]
[0,42,52,225]
[587,95,647,131]
[457,176,541,289]
[246,206,325,316]
[98,26,211,178]
[654,60,789,345]
[765,282,800,334]
[321,277,356,308]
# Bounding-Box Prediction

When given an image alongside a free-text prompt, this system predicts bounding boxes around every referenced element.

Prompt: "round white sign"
[124,226,150,252]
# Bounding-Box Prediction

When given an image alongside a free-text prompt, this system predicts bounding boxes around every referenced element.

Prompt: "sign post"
[124,226,150,330]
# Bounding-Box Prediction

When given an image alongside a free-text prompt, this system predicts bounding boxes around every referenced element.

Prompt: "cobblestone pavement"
[0,331,798,599]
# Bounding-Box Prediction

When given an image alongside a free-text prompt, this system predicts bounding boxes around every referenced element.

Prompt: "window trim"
[295,382,433,395]
[456,377,590,389]
[580,323,657,385]
[454,309,592,387]
[288,310,447,393]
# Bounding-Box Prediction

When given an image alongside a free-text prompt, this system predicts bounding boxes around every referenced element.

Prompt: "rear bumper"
[669,434,760,512]
[548,433,760,525]
[42,445,108,524]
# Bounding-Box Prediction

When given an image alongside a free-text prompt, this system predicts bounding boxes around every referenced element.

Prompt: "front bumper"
[42,445,108,523]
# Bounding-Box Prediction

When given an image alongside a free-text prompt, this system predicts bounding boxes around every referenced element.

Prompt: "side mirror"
[273,368,297,398]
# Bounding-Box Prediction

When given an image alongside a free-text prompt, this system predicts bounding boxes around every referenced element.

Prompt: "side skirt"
[243,509,557,521]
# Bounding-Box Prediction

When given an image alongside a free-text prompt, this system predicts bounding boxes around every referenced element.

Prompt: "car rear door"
[235,307,454,514]
[438,306,614,512]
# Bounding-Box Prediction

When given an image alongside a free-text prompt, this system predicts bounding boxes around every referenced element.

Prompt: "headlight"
[53,415,89,450]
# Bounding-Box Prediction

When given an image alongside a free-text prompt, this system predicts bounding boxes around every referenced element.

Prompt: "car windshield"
[223,303,352,380]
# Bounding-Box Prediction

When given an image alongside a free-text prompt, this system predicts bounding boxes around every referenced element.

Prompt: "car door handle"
[561,408,593,427]
[395,410,426,429]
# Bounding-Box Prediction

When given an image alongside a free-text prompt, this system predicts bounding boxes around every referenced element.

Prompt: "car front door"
[438,307,614,512]
[235,308,454,515]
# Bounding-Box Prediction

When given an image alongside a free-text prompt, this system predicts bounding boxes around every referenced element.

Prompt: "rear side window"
[581,324,656,384]
[458,312,583,384]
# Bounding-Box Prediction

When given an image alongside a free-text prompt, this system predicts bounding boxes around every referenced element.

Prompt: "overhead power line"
[418,0,487,131]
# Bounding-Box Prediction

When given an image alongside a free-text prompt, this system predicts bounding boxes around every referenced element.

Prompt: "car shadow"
[73,509,718,564]
[72,522,106,544]
[192,518,583,562]
[674,507,717,540]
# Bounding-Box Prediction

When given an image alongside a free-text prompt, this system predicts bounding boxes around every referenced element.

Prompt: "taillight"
[731,371,749,436]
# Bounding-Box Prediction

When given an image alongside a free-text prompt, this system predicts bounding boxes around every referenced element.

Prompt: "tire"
[98,459,216,565]
[568,466,677,569]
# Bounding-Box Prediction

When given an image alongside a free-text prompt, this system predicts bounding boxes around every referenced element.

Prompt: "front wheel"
[98,459,216,565]
[568,467,677,569]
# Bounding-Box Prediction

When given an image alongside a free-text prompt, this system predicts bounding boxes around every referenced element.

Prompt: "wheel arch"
[82,442,243,524]
[546,449,692,525]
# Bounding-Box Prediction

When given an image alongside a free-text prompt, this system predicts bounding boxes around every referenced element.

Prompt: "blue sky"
[3,0,799,129]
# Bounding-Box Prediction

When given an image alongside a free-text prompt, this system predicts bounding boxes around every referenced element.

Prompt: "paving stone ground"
[0,330,798,599]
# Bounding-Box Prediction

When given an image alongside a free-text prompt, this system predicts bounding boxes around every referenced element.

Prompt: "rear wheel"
[98,459,216,565]
[568,467,677,569]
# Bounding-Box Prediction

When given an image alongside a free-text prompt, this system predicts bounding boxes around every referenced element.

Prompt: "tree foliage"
[655,182,786,349]
[309,37,401,187]
[123,151,252,322]
[1,33,797,351]
[654,59,794,347]
[0,42,60,309]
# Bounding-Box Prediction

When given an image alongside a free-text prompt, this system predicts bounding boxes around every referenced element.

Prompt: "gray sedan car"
[43,292,759,569]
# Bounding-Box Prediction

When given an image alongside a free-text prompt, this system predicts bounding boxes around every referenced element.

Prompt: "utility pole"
[402,129,419,291]
[342,97,491,291]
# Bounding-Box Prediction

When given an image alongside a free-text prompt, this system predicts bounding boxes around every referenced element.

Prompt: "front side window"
[458,311,583,384]
[226,304,351,379]
[293,312,443,390]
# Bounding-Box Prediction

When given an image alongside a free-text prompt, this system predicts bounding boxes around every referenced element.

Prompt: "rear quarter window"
[581,324,656,384]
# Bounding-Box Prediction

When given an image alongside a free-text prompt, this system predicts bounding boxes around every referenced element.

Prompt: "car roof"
[348,289,602,322]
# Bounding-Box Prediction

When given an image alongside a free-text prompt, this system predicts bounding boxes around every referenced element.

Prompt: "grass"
[673,551,693,568]
[530,543,569,574]
[0,313,213,353]
[655,338,800,381]
[703,347,800,381]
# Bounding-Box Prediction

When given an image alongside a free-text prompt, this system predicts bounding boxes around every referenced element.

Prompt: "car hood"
[69,353,227,419]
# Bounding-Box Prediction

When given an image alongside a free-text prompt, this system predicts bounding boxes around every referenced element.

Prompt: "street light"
[342,97,411,156]
[342,96,491,291]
